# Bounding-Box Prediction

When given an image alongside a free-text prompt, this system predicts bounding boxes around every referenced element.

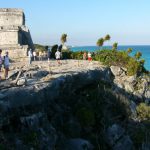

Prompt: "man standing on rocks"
[55,49,61,65]
[33,51,36,61]
[28,49,33,65]
[3,51,10,79]
[47,47,51,62]
[0,49,2,80]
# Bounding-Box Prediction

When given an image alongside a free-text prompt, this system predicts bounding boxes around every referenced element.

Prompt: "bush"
[94,49,146,76]
[34,44,46,52]
[136,103,150,120]
[61,50,72,59]
[126,58,141,76]
[71,51,84,59]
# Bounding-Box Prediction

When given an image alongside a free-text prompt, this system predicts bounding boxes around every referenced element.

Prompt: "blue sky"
[1,0,150,46]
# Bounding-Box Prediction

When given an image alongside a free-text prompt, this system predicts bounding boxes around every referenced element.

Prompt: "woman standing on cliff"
[0,49,2,80]
[3,51,10,79]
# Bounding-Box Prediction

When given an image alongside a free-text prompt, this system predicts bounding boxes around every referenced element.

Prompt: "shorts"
[4,65,9,70]
[88,57,92,61]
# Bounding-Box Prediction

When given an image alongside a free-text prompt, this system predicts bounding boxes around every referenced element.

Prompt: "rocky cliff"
[0,60,149,149]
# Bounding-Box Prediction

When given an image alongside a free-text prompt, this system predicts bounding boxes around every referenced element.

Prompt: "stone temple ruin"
[0,8,34,59]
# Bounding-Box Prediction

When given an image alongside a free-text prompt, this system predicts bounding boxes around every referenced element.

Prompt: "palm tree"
[61,34,67,45]
[96,38,104,49]
[135,52,142,60]
[112,42,118,50]
[104,34,111,47]
[127,48,132,54]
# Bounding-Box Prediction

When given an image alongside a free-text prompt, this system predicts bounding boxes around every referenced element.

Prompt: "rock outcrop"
[110,65,150,102]
[0,60,149,149]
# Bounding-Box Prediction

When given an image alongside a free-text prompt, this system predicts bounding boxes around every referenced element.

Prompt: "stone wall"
[0,45,28,60]
[0,8,24,26]
[0,30,19,45]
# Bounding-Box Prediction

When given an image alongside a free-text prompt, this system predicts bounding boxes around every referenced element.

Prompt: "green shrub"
[71,51,84,59]
[62,50,72,59]
[136,103,150,120]
[94,49,146,76]
[126,58,141,76]
[34,44,46,52]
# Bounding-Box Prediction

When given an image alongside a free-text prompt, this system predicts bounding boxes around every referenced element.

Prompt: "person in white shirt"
[28,49,33,65]
[0,49,2,80]
[33,51,36,61]
[55,50,61,65]
[3,51,10,79]
[47,47,51,62]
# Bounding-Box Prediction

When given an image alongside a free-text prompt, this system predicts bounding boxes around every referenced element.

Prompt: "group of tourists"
[28,48,62,65]
[0,49,10,80]
[0,47,93,81]
[83,52,92,62]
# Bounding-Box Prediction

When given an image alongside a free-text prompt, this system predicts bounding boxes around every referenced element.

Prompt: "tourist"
[47,47,51,62]
[55,49,61,65]
[43,51,46,59]
[83,52,87,60]
[0,49,2,80]
[3,51,10,79]
[33,51,36,61]
[39,51,42,61]
[88,52,92,62]
[28,48,33,65]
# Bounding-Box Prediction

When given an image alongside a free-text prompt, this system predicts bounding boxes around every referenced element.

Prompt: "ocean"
[70,45,150,70]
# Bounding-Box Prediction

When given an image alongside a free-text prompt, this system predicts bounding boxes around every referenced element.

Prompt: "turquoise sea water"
[71,45,150,70]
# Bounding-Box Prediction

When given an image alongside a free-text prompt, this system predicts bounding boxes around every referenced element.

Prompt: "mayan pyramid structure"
[0,8,34,59]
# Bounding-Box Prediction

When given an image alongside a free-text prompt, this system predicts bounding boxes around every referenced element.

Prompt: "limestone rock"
[130,101,137,118]
[17,77,27,86]
[124,83,134,93]
[110,66,125,77]
[125,75,137,84]
[106,124,125,146]
[64,138,94,150]
[20,112,44,128]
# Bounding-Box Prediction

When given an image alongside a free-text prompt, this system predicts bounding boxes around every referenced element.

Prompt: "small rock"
[106,124,125,146]
[17,77,27,86]
[110,66,125,77]
[144,90,150,99]
[124,83,134,93]
[130,101,137,118]
[126,75,136,84]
